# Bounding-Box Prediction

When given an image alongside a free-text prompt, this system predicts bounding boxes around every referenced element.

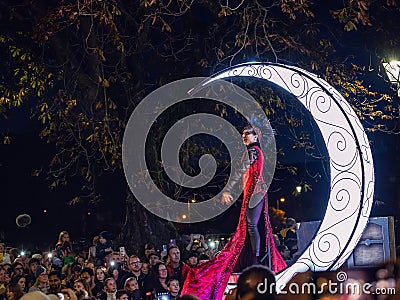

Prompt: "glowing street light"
[382,60,400,96]
[277,197,285,210]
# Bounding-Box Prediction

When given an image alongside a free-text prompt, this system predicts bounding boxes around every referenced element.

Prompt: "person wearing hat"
[28,265,48,294]
[31,254,44,269]
[95,231,113,267]
[31,254,43,262]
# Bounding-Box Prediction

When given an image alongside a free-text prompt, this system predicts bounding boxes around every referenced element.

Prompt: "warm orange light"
[182,214,187,219]
[280,197,285,202]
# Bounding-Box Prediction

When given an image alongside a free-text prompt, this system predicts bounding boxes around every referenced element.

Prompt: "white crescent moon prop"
[201,62,375,291]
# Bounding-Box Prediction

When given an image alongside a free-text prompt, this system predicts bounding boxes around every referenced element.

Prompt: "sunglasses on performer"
[242,131,256,136]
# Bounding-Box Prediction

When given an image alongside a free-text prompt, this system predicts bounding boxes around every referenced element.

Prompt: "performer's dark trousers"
[246,192,264,257]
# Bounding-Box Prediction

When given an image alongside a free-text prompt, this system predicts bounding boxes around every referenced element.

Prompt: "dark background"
[1,110,399,251]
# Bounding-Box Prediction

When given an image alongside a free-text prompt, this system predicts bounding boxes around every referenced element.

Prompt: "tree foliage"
[1,0,400,248]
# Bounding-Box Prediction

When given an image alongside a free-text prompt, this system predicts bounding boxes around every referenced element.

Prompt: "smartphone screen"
[57,293,65,300]
[157,293,170,300]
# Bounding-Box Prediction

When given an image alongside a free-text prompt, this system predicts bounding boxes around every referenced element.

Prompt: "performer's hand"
[221,192,233,205]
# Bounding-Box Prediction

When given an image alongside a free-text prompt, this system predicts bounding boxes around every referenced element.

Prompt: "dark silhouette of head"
[177,295,199,300]
[236,265,276,300]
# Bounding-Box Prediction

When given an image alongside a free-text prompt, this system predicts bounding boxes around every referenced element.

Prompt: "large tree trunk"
[117,188,178,255]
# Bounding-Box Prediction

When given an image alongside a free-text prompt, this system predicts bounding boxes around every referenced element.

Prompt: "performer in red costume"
[181,125,286,300]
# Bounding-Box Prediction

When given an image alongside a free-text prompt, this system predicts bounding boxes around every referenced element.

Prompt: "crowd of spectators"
[0,230,224,300]
[0,216,300,300]
[3,220,400,300]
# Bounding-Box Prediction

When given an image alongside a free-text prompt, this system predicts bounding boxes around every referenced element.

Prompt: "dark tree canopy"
[1,0,400,250]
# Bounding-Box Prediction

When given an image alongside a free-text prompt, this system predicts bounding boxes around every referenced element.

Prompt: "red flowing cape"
[181,146,286,299]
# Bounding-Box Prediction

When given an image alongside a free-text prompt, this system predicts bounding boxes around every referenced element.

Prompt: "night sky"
[2,96,400,251]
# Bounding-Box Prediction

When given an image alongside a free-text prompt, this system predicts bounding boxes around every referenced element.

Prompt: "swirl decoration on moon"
[200,62,375,291]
